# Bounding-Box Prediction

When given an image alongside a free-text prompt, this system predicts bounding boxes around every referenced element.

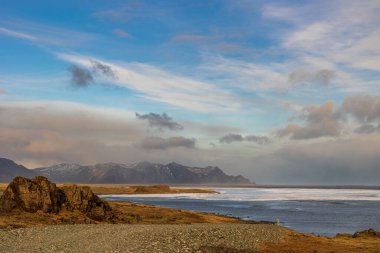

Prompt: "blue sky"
[1,0,380,184]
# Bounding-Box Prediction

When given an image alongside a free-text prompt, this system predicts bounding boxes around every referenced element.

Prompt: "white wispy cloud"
[200,55,288,92]
[0,27,37,41]
[200,1,380,95]
[57,53,241,113]
[265,0,380,76]
[0,18,97,47]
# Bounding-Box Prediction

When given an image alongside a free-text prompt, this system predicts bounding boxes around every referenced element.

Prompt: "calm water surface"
[103,188,380,236]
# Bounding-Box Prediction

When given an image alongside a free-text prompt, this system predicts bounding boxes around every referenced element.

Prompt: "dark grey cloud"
[141,136,196,150]
[342,95,380,123]
[301,101,341,122]
[277,96,380,139]
[91,60,117,79]
[277,124,299,138]
[288,69,335,85]
[219,133,244,143]
[341,96,380,135]
[68,60,117,87]
[245,135,270,144]
[69,65,93,87]
[314,69,335,84]
[355,124,380,134]
[219,133,270,144]
[277,101,341,139]
[136,112,183,131]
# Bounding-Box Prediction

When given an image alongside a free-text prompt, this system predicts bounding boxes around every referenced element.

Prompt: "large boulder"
[0,176,64,213]
[0,176,112,220]
[61,185,112,220]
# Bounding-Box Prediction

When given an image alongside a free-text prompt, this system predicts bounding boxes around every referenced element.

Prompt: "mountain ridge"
[0,157,252,184]
[0,158,37,182]
[34,161,252,184]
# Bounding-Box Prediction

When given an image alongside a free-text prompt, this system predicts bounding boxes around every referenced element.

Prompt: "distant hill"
[0,158,37,182]
[34,161,252,184]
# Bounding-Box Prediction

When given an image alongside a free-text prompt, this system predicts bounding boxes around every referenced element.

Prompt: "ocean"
[103,188,380,236]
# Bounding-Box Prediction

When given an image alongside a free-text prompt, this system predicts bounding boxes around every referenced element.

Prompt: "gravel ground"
[0,224,283,253]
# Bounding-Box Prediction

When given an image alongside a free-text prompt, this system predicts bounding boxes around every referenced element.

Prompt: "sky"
[1,0,380,185]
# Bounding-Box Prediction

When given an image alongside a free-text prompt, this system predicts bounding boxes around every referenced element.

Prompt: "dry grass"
[0,183,7,192]
[109,201,243,224]
[0,200,244,229]
[1,183,218,195]
[0,209,97,229]
[78,184,218,195]
[259,228,380,253]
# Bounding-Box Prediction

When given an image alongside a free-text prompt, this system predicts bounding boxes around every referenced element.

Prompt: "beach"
[0,223,283,253]
[1,223,379,253]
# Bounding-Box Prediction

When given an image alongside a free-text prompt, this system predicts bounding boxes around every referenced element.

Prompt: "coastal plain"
[0,183,380,252]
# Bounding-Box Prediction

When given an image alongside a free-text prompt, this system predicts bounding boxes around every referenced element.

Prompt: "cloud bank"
[1,99,380,185]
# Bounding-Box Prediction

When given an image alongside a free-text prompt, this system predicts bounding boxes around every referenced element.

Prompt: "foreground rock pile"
[0,176,112,220]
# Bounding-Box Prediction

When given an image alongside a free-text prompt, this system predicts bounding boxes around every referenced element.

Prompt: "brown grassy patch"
[0,184,7,192]
[0,200,244,229]
[0,209,98,229]
[109,201,244,224]
[2,182,218,195]
[58,184,218,195]
[260,229,380,253]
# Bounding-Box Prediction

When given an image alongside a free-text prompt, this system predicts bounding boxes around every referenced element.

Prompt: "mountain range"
[0,158,36,182]
[0,158,252,184]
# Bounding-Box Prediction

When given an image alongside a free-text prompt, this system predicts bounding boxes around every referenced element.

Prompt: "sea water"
[103,188,380,236]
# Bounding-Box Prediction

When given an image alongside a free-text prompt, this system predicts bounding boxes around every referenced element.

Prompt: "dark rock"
[352,228,380,238]
[0,176,64,213]
[0,176,112,220]
[61,185,112,220]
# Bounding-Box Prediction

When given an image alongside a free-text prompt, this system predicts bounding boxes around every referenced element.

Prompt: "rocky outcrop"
[353,228,380,238]
[0,176,64,213]
[61,185,112,220]
[0,176,112,220]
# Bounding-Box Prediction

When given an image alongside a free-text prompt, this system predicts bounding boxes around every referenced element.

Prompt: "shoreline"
[3,183,380,193]
[0,191,379,251]
[1,182,380,252]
